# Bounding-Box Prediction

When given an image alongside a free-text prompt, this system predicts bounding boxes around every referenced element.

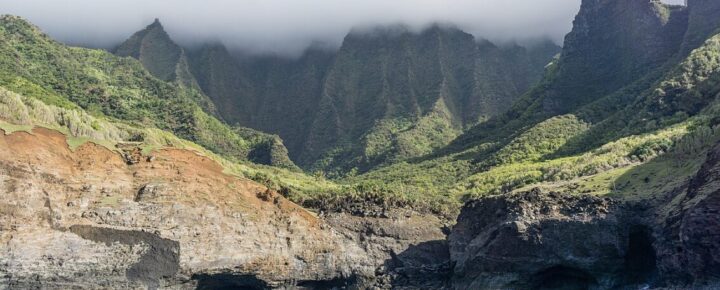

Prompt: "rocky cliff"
[114,19,184,82]
[446,142,720,289]
[300,26,558,172]
[6,127,719,289]
[0,127,445,289]
[542,0,688,114]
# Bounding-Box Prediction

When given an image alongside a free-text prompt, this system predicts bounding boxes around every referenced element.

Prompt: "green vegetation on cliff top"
[2,0,720,218]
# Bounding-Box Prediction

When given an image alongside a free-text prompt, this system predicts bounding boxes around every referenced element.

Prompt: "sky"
[1,0,686,56]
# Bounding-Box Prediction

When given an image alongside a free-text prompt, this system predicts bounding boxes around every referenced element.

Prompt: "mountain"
[0,15,296,169]
[300,26,559,173]
[156,24,559,174]
[3,0,720,287]
[345,0,720,207]
[114,19,183,82]
[113,19,216,113]
[543,0,688,113]
[187,43,336,160]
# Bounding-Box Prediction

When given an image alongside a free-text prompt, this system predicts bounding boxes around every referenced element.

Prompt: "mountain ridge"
[119,22,559,174]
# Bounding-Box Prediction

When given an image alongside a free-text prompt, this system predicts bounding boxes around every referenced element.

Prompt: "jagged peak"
[147,18,164,31]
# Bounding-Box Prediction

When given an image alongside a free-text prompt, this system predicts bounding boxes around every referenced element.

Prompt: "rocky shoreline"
[0,128,718,289]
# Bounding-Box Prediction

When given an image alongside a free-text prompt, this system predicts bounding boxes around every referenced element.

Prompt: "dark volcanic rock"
[446,143,720,289]
[449,189,629,290]
[655,143,720,287]
[448,190,625,289]
[544,0,688,113]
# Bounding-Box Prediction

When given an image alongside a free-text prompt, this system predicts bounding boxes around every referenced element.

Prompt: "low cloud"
[3,0,677,56]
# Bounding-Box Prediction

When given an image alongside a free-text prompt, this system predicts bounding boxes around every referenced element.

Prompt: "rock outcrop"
[323,207,451,288]
[447,142,720,290]
[114,19,187,83]
[448,190,630,289]
[0,128,356,288]
[545,0,688,113]
[654,143,720,287]
[0,128,447,289]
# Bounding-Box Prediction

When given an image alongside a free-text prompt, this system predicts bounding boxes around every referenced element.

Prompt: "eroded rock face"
[655,143,720,287]
[545,0,688,113]
[0,128,357,289]
[0,128,449,289]
[448,189,627,289]
[323,207,451,289]
[447,142,720,290]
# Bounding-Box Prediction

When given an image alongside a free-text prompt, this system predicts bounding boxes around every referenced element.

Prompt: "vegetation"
[0,15,295,169]
[186,24,560,175]
[2,3,720,218]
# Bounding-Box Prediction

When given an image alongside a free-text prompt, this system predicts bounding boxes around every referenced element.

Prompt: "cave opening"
[295,276,355,289]
[531,266,598,290]
[193,273,268,290]
[624,226,658,285]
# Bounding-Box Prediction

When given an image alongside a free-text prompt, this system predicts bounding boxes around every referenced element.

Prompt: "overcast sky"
[2,0,686,56]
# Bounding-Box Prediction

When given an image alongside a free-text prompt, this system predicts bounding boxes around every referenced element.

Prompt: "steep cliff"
[0,127,446,289]
[188,44,335,157]
[543,0,688,113]
[300,26,558,172]
[113,19,214,112]
[114,19,184,82]
[174,25,559,173]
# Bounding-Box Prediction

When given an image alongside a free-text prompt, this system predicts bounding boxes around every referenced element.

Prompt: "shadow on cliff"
[382,240,453,288]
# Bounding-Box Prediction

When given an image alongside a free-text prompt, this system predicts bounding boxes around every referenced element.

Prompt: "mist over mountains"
[4,0,584,56]
[3,0,720,288]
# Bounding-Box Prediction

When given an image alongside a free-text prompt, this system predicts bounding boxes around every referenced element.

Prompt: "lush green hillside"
[174,24,560,175]
[3,0,720,218]
[113,19,216,112]
[334,0,720,210]
[0,15,296,169]
[0,86,340,205]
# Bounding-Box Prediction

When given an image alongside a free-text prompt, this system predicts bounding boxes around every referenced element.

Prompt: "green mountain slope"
[0,15,296,169]
[339,0,720,208]
[4,0,720,218]
[301,26,559,175]
[169,24,559,175]
[113,19,216,114]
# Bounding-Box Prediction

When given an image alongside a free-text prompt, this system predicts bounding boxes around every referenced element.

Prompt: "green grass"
[0,15,295,168]
[2,15,720,218]
[0,85,343,209]
[0,121,34,135]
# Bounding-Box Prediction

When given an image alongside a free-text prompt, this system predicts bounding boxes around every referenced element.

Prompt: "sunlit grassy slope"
[2,13,720,218]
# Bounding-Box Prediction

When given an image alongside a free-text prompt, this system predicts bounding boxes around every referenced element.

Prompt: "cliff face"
[449,190,626,289]
[543,0,688,113]
[176,25,559,172]
[0,127,445,289]
[112,19,215,113]
[655,142,720,285]
[0,128,347,288]
[188,45,335,157]
[299,26,558,171]
[446,142,720,290]
[114,19,183,82]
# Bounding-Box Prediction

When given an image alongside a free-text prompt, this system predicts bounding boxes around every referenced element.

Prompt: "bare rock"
[449,189,627,289]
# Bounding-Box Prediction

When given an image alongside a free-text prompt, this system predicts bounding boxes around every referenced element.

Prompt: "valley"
[1,0,720,289]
